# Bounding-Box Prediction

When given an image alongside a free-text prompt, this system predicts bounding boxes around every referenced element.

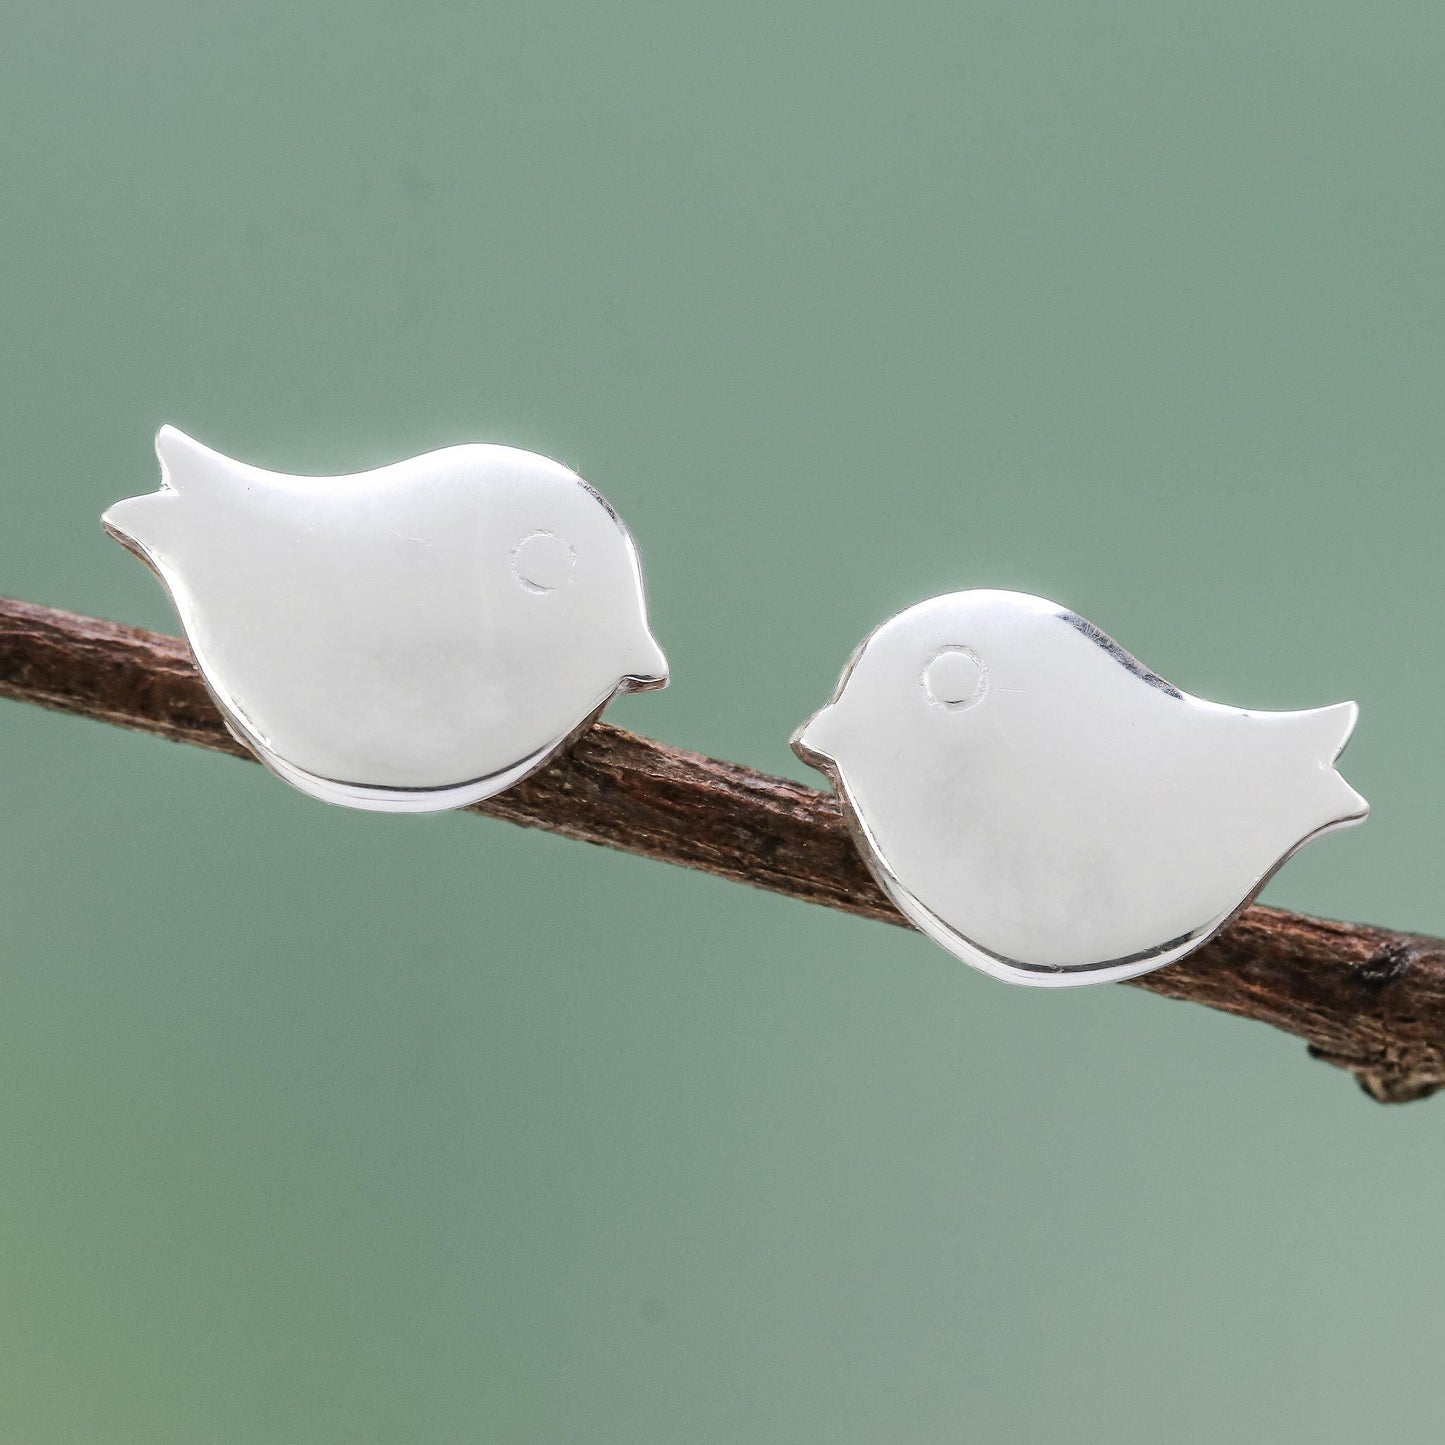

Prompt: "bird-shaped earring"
[792,590,1367,987]
[103,427,668,812]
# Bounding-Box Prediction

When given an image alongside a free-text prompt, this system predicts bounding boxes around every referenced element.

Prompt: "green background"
[0,2,1441,1440]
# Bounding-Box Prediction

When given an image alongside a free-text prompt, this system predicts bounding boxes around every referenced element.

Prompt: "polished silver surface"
[793,590,1368,987]
[104,427,667,812]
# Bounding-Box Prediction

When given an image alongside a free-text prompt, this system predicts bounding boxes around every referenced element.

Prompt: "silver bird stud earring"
[104,427,668,812]
[792,590,1367,987]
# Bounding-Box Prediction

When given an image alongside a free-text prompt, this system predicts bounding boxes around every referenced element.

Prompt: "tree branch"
[0,594,1440,1103]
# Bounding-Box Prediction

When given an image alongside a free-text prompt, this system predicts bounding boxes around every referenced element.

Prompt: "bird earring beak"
[790,704,838,769]
[622,632,670,693]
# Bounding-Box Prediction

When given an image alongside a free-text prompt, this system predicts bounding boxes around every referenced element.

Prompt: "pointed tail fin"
[1294,700,1369,826]
[154,425,238,497]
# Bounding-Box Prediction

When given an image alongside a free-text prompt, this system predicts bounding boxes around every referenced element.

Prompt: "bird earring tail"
[792,589,1367,988]
[103,426,668,813]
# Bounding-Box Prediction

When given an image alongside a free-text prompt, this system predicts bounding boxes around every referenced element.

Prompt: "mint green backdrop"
[0,3,1440,1441]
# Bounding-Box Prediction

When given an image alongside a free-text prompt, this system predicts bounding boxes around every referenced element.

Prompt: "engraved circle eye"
[511,531,576,593]
[923,646,988,709]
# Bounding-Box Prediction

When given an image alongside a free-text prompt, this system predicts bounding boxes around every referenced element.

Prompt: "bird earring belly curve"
[793,590,1368,988]
[104,427,668,813]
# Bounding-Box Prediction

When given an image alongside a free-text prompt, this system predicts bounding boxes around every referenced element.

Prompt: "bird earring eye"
[922,646,987,710]
[793,589,1368,989]
[511,530,576,594]
[102,427,668,814]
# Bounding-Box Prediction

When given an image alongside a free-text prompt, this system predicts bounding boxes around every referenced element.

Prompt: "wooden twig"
[0,594,1440,1103]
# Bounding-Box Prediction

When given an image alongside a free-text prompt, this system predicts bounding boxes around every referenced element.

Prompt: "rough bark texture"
[0,595,1440,1103]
